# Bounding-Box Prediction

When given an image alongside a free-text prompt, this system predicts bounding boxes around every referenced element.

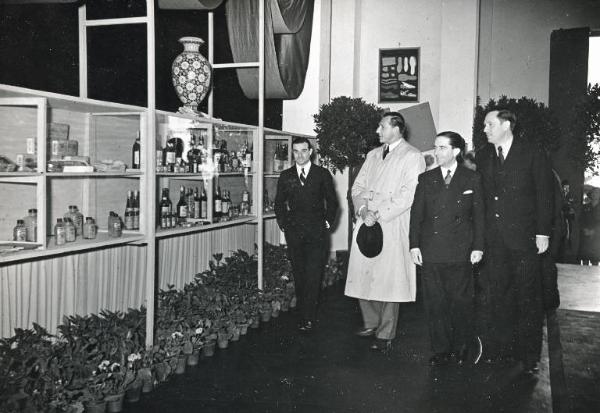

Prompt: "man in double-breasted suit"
[476,109,553,374]
[409,131,484,366]
[275,137,338,331]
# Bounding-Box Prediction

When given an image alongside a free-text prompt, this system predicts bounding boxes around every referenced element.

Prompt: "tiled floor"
[126,264,599,412]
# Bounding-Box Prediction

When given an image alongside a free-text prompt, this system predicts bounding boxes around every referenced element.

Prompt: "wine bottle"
[164,140,176,173]
[159,188,172,229]
[177,185,188,223]
[132,130,141,169]
[124,190,134,230]
[186,187,195,218]
[200,184,208,219]
[133,190,140,230]
[214,186,222,221]
[193,187,201,219]
[222,190,230,217]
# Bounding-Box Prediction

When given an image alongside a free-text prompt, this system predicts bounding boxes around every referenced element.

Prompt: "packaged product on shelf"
[83,217,97,239]
[186,187,195,218]
[193,187,201,219]
[159,188,172,229]
[23,209,37,242]
[124,190,134,230]
[133,190,140,230]
[108,212,122,237]
[26,138,36,155]
[54,218,66,246]
[240,190,250,216]
[200,184,207,219]
[13,220,27,242]
[15,153,36,171]
[214,186,222,221]
[64,205,83,236]
[177,186,188,223]
[64,218,76,242]
[221,190,230,217]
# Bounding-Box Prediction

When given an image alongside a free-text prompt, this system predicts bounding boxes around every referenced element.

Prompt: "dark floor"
[127,264,600,413]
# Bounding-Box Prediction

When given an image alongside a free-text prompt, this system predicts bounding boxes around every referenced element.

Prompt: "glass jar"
[54,218,66,246]
[83,217,97,239]
[64,218,76,242]
[23,208,37,242]
[13,219,27,241]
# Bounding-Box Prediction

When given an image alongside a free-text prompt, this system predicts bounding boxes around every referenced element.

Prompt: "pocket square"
[462,190,473,194]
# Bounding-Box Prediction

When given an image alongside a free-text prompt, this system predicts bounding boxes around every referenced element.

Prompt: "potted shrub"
[102,361,136,413]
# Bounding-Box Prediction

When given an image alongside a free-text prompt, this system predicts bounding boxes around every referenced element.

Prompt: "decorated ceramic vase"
[171,37,212,114]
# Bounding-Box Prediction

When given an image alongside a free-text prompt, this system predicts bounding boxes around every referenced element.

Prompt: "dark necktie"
[300,167,307,185]
[498,146,505,165]
[383,145,389,160]
[444,169,452,186]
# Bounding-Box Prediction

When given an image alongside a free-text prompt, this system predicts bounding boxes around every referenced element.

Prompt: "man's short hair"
[495,109,517,131]
[437,131,466,162]
[292,136,312,149]
[382,111,407,137]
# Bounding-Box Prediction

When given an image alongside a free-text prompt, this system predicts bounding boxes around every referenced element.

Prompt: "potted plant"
[102,361,136,413]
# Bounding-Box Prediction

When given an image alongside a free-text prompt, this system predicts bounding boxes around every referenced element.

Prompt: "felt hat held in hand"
[356,222,383,258]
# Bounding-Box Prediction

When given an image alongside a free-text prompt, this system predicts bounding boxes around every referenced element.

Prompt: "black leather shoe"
[355,327,377,337]
[522,360,540,375]
[370,338,392,352]
[298,320,313,331]
[429,353,451,367]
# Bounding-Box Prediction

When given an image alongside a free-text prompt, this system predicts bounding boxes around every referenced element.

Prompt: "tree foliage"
[572,83,600,175]
[313,96,384,173]
[472,96,561,152]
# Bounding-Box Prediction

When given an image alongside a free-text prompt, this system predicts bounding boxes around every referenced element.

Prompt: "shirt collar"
[494,136,513,157]
[386,139,402,153]
[440,161,458,178]
[296,162,311,176]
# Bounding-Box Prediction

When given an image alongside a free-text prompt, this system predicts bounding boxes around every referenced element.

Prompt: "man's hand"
[470,250,483,265]
[363,210,378,227]
[410,248,422,266]
[536,235,549,254]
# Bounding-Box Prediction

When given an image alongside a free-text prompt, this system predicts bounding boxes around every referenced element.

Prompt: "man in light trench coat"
[345,111,426,351]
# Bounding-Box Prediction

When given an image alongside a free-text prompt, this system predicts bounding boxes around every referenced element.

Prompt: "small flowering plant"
[82,360,111,402]
[103,359,136,396]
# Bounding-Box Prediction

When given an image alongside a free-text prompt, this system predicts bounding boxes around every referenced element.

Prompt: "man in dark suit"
[275,137,338,331]
[409,131,484,366]
[476,109,553,374]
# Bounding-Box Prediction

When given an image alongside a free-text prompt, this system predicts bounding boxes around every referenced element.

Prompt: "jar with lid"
[64,205,83,236]
[13,220,27,241]
[108,212,122,237]
[64,218,76,242]
[83,217,97,239]
[54,218,66,246]
[23,209,38,242]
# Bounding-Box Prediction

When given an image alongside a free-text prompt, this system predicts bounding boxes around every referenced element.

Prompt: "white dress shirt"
[296,162,311,180]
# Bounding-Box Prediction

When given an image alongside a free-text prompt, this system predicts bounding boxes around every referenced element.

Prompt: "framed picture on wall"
[378,47,420,103]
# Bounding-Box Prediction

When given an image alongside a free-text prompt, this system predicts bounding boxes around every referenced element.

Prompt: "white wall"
[477,0,600,104]
[282,0,480,252]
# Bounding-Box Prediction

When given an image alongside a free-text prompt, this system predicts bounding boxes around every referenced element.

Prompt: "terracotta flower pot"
[105,393,124,413]
[125,383,142,403]
[240,323,249,335]
[174,355,187,374]
[281,300,290,312]
[217,338,229,349]
[187,350,200,366]
[230,327,241,342]
[260,310,272,323]
[202,341,216,357]
[250,318,260,329]
[85,400,106,413]
[271,309,280,318]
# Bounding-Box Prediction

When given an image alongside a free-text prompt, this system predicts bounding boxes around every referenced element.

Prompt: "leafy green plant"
[313,96,384,173]
[472,95,561,151]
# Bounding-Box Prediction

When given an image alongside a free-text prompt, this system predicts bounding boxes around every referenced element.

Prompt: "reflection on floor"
[128,264,599,412]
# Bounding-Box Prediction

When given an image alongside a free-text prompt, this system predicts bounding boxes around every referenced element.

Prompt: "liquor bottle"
[177,185,188,223]
[159,188,172,229]
[186,187,195,218]
[164,140,176,172]
[214,186,222,221]
[240,189,250,216]
[244,140,253,172]
[193,187,201,219]
[187,137,200,173]
[124,190,134,230]
[132,130,141,169]
[170,137,184,167]
[54,218,66,245]
[13,219,27,241]
[200,184,208,219]
[222,190,230,217]
[132,190,140,230]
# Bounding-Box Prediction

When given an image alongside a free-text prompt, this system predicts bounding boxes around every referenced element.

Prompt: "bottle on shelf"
[186,187,195,218]
[54,218,66,246]
[244,139,253,173]
[71,206,83,236]
[124,190,134,230]
[108,212,122,237]
[230,151,240,171]
[13,219,27,242]
[187,137,201,173]
[214,186,222,221]
[163,139,176,173]
[83,217,97,239]
[159,188,172,229]
[132,130,141,169]
[193,187,201,219]
[200,183,208,220]
[23,208,38,242]
[221,190,230,218]
[64,218,76,242]
[176,185,188,224]
[240,189,250,216]
[132,190,140,230]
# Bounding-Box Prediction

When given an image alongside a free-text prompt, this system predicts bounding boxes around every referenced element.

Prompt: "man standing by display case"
[274,137,339,331]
